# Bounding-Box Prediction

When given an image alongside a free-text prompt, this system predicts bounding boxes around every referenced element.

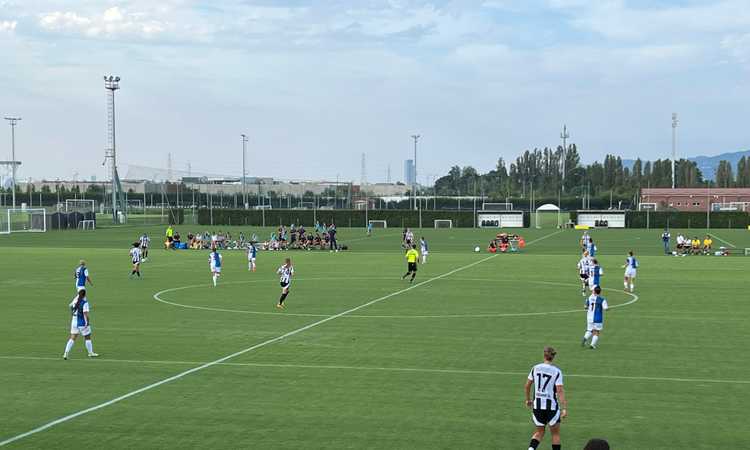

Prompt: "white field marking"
[2,355,747,385]
[0,244,511,447]
[154,276,637,319]
[708,233,737,248]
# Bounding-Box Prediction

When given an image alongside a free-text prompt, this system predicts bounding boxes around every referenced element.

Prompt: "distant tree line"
[433,146,750,200]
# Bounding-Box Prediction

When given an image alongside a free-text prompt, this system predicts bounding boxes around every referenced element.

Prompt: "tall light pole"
[411,134,420,210]
[672,113,678,189]
[4,116,21,208]
[241,134,248,209]
[104,75,121,222]
[560,125,569,192]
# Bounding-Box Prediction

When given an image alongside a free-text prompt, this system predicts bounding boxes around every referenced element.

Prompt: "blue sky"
[1,0,749,183]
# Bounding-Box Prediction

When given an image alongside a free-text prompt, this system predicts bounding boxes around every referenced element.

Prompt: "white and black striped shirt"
[130,247,142,263]
[278,265,294,284]
[528,363,564,410]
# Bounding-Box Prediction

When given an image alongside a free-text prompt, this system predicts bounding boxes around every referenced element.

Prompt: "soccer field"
[2,225,750,449]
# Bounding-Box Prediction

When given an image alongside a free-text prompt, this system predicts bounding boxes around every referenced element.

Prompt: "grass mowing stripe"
[2,356,747,385]
[0,239,518,447]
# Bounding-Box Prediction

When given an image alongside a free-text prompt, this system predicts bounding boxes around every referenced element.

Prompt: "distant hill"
[622,150,750,180]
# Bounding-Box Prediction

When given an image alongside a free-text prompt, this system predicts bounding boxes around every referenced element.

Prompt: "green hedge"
[197,209,522,228]
[568,211,750,228]
[167,208,184,225]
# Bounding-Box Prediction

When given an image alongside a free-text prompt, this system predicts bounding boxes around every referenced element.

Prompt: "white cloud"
[38,6,170,39]
[0,20,17,32]
[721,33,750,65]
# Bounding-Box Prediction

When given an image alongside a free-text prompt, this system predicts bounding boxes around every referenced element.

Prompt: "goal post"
[1,208,47,234]
[368,220,387,229]
[434,219,453,229]
[482,202,513,211]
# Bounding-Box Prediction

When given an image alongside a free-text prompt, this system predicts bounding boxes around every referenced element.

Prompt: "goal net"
[1,208,47,234]
[368,220,387,228]
[434,219,453,229]
[65,199,96,214]
[126,199,144,214]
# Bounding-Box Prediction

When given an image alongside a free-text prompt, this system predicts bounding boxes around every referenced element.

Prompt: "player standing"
[401,244,420,283]
[74,260,93,292]
[276,258,294,309]
[367,221,373,236]
[129,242,142,279]
[524,346,567,450]
[420,237,429,264]
[139,233,151,261]
[209,248,223,287]
[582,286,609,349]
[622,251,638,292]
[588,258,603,290]
[247,242,257,272]
[63,289,98,359]
[576,251,590,296]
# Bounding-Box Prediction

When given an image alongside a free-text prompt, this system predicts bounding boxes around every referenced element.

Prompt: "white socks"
[422,256,427,264]
[591,335,599,347]
[583,331,592,342]
[85,340,94,355]
[624,281,628,289]
[630,283,634,292]
[64,339,75,355]
[212,275,217,286]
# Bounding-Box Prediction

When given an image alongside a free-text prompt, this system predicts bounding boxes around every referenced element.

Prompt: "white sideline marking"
[0,250,506,446]
[709,233,737,248]
[2,356,747,385]
[0,230,561,446]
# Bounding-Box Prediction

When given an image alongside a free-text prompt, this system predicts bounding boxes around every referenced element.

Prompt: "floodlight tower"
[672,113,678,189]
[3,116,21,208]
[411,134,420,210]
[560,125,569,192]
[241,134,248,209]
[104,75,122,222]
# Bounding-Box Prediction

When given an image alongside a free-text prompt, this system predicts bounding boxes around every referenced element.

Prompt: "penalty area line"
[0,246,509,447]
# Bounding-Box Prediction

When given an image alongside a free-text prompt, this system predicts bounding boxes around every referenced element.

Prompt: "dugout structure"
[477,210,524,228]
[576,210,626,228]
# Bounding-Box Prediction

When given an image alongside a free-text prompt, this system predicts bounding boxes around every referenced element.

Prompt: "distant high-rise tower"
[361,153,367,186]
[387,164,391,183]
[167,153,173,182]
[404,159,415,185]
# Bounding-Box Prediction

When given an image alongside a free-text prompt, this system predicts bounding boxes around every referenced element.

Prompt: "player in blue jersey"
[209,248,223,287]
[63,289,98,359]
[420,237,429,264]
[247,242,257,272]
[74,260,93,292]
[622,250,638,292]
[586,238,597,257]
[587,259,603,290]
[582,286,609,349]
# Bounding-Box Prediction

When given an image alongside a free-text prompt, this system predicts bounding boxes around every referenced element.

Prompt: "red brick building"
[640,188,750,211]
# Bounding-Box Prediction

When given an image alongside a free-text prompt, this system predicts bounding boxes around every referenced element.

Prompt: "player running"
[247,242,258,272]
[420,237,429,264]
[209,248,223,287]
[276,258,294,309]
[524,346,567,450]
[63,289,98,359]
[582,286,609,349]
[401,244,420,283]
[74,260,93,292]
[139,233,151,261]
[588,258,603,290]
[622,250,638,292]
[129,242,142,279]
[576,251,590,296]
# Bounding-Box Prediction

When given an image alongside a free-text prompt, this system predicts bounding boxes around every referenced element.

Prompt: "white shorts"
[421,251,428,256]
[76,285,86,292]
[587,322,604,332]
[625,267,637,278]
[70,317,91,336]
[211,266,222,273]
[588,279,599,289]
[248,257,256,262]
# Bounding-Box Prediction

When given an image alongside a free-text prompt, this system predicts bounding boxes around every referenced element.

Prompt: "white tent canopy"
[536,203,560,212]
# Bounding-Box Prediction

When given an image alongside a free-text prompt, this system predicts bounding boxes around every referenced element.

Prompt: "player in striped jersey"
[524,346,567,450]
[209,248,223,287]
[276,258,294,309]
[621,250,638,292]
[582,286,609,349]
[576,251,591,296]
[139,234,151,261]
[129,242,142,279]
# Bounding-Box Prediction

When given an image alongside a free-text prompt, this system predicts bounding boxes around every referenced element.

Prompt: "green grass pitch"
[2,225,750,448]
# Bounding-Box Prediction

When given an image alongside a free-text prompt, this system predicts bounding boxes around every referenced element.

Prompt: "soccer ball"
[474,246,480,253]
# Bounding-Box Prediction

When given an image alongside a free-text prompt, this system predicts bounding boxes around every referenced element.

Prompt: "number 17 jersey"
[528,362,564,410]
